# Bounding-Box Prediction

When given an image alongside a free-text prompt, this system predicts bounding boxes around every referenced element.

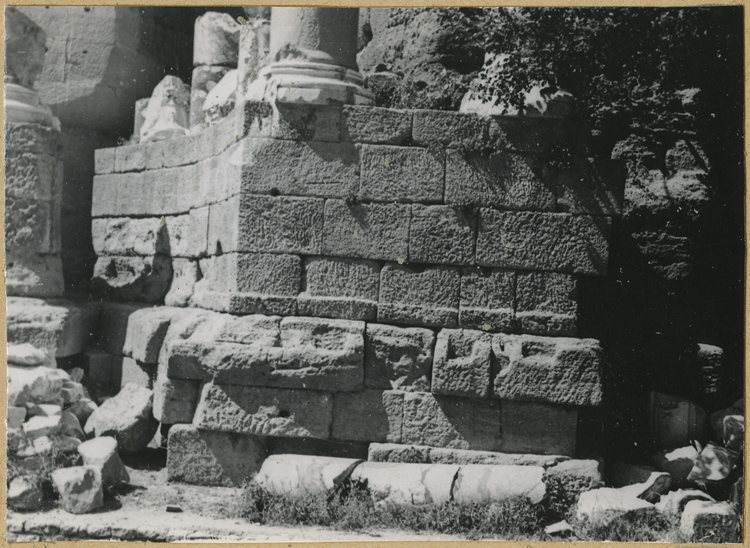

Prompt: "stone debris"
[8,406,27,428]
[722,415,744,453]
[679,500,740,539]
[653,445,699,487]
[139,76,190,143]
[8,476,43,511]
[193,12,240,67]
[23,414,62,440]
[203,69,237,123]
[65,398,98,430]
[576,487,656,526]
[609,461,672,502]
[78,437,130,488]
[255,454,363,499]
[655,488,714,516]
[8,365,66,406]
[7,342,51,366]
[452,464,547,505]
[51,466,104,514]
[544,520,573,536]
[60,411,86,441]
[84,383,159,454]
[687,442,739,483]
[544,459,604,500]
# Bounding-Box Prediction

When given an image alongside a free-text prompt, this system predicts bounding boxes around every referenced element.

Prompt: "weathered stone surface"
[409,205,476,265]
[193,383,333,438]
[432,329,492,398]
[97,303,149,356]
[401,391,501,451]
[322,200,410,262]
[545,459,604,501]
[476,210,611,275]
[60,410,86,441]
[5,197,54,255]
[51,466,104,514]
[23,414,62,440]
[650,392,708,450]
[332,390,403,443]
[7,343,49,367]
[8,365,66,407]
[167,424,267,487]
[271,103,341,141]
[194,12,240,67]
[267,437,368,461]
[114,143,146,173]
[120,357,155,389]
[453,464,546,504]
[191,291,298,317]
[5,7,46,88]
[165,259,201,307]
[492,334,604,407]
[364,323,434,391]
[722,415,744,453]
[7,298,96,358]
[609,461,672,502]
[680,500,740,540]
[92,255,173,303]
[516,272,577,336]
[66,398,98,430]
[500,401,578,456]
[351,461,458,505]
[368,442,569,468]
[78,437,130,487]
[202,67,237,123]
[140,76,190,143]
[94,147,115,175]
[8,406,27,429]
[190,65,231,127]
[341,105,411,144]
[214,314,281,346]
[655,489,714,517]
[445,150,556,211]
[255,454,363,498]
[6,255,65,298]
[378,264,460,328]
[84,384,158,453]
[687,442,739,483]
[241,139,359,197]
[360,145,443,203]
[654,446,699,487]
[557,158,625,215]
[153,378,200,424]
[237,195,323,254]
[5,152,57,200]
[8,476,43,511]
[576,488,656,526]
[122,307,178,364]
[412,110,488,150]
[198,253,301,295]
[458,267,515,332]
[299,258,380,321]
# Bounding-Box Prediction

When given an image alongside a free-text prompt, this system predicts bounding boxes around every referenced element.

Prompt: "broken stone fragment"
[78,437,130,488]
[609,461,672,502]
[679,500,740,540]
[8,365,66,407]
[655,489,714,517]
[65,398,98,430]
[7,406,27,428]
[203,69,237,124]
[84,384,159,454]
[4,7,46,89]
[23,414,62,440]
[653,445,699,487]
[61,378,85,404]
[687,442,739,483]
[139,76,190,143]
[7,342,49,366]
[51,466,104,514]
[254,454,363,499]
[544,520,573,536]
[92,255,174,303]
[576,487,656,526]
[722,415,744,453]
[7,476,43,511]
[193,12,241,67]
[60,411,86,441]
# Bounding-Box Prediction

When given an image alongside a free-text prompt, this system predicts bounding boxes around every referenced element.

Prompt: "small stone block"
[341,105,412,144]
[94,148,115,175]
[364,323,435,391]
[432,329,492,398]
[360,145,444,203]
[409,205,476,265]
[120,357,156,389]
[237,195,323,254]
[412,110,488,150]
[153,378,200,424]
[272,103,341,141]
[332,390,404,443]
[459,267,515,332]
[500,400,577,456]
[516,271,578,336]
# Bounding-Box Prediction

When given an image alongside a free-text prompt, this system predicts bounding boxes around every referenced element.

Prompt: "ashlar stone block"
[412,110,489,150]
[409,205,476,266]
[298,257,380,320]
[332,390,404,443]
[500,400,578,456]
[237,195,323,254]
[459,267,515,332]
[432,329,493,398]
[516,271,578,336]
[360,145,444,203]
[364,323,435,391]
[341,105,412,144]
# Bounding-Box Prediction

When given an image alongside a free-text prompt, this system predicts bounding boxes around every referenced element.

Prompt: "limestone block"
[94,147,115,175]
[92,255,173,303]
[8,476,43,511]
[132,97,149,142]
[409,205,476,265]
[140,76,190,143]
[237,23,262,98]
[492,334,604,407]
[5,196,54,254]
[401,391,501,451]
[165,209,210,258]
[8,343,49,367]
[255,454,363,498]
[144,133,202,171]
[190,65,231,127]
[267,437,368,461]
[360,145,443,203]
[153,378,200,424]
[298,257,380,320]
[84,384,159,453]
[500,401,577,456]
[215,314,281,346]
[6,255,65,298]
[445,150,556,211]
[8,365,66,407]
[92,217,165,257]
[198,252,300,295]
[78,437,130,487]
[271,103,341,141]
[142,166,199,215]
[194,12,240,67]
[5,151,57,200]
[91,173,129,217]
[51,466,104,514]
[516,272,578,336]
[412,110,488,150]
[5,8,46,88]
[120,357,155,389]
[453,464,546,505]
[122,307,178,364]
[609,461,673,502]
[322,200,410,262]
[459,267,515,332]
[656,489,714,517]
[239,101,275,139]
[114,143,147,173]
[207,196,239,254]
[432,329,492,398]
[59,410,86,441]
[557,158,625,216]
[368,442,569,467]
[687,442,738,483]
[24,414,62,440]
[193,383,333,438]
[66,399,98,430]
[237,195,323,254]
[8,406,27,429]
[576,488,656,526]
[378,264,460,328]
[364,323,434,391]
[332,390,404,442]
[680,500,740,540]
[341,105,412,144]
[476,210,611,275]
[654,446,699,487]
[7,297,97,357]
[202,68,238,124]
[165,259,201,307]
[351,461,458,505]
[191,291,297,317]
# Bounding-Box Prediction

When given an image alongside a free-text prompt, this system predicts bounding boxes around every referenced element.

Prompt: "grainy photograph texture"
[4,5,745,543]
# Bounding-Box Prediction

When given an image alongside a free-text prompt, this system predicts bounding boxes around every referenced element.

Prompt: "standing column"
[247,7,373,105]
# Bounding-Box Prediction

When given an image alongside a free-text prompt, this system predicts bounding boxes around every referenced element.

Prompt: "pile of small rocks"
[8,343,156,514]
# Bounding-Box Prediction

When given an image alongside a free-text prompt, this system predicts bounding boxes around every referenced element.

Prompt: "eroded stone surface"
[332,390,403,443]
[378,265,460,328]
[299,258,380,321]
[409,205,476,265]
[84,384,158,453]
[51,466,104,514]
[576,487,656,526]
[458,268,515,332]
[500,401,578,456]
[255,454,363,498]
[193,12,240,67]
[351,461,458,505]
[78,437,130,487]
[515,272,577,336]
[364,323,434,391]
[432,329,492,398]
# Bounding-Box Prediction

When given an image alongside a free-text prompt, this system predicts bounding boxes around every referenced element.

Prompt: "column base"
[247,61,374,106]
